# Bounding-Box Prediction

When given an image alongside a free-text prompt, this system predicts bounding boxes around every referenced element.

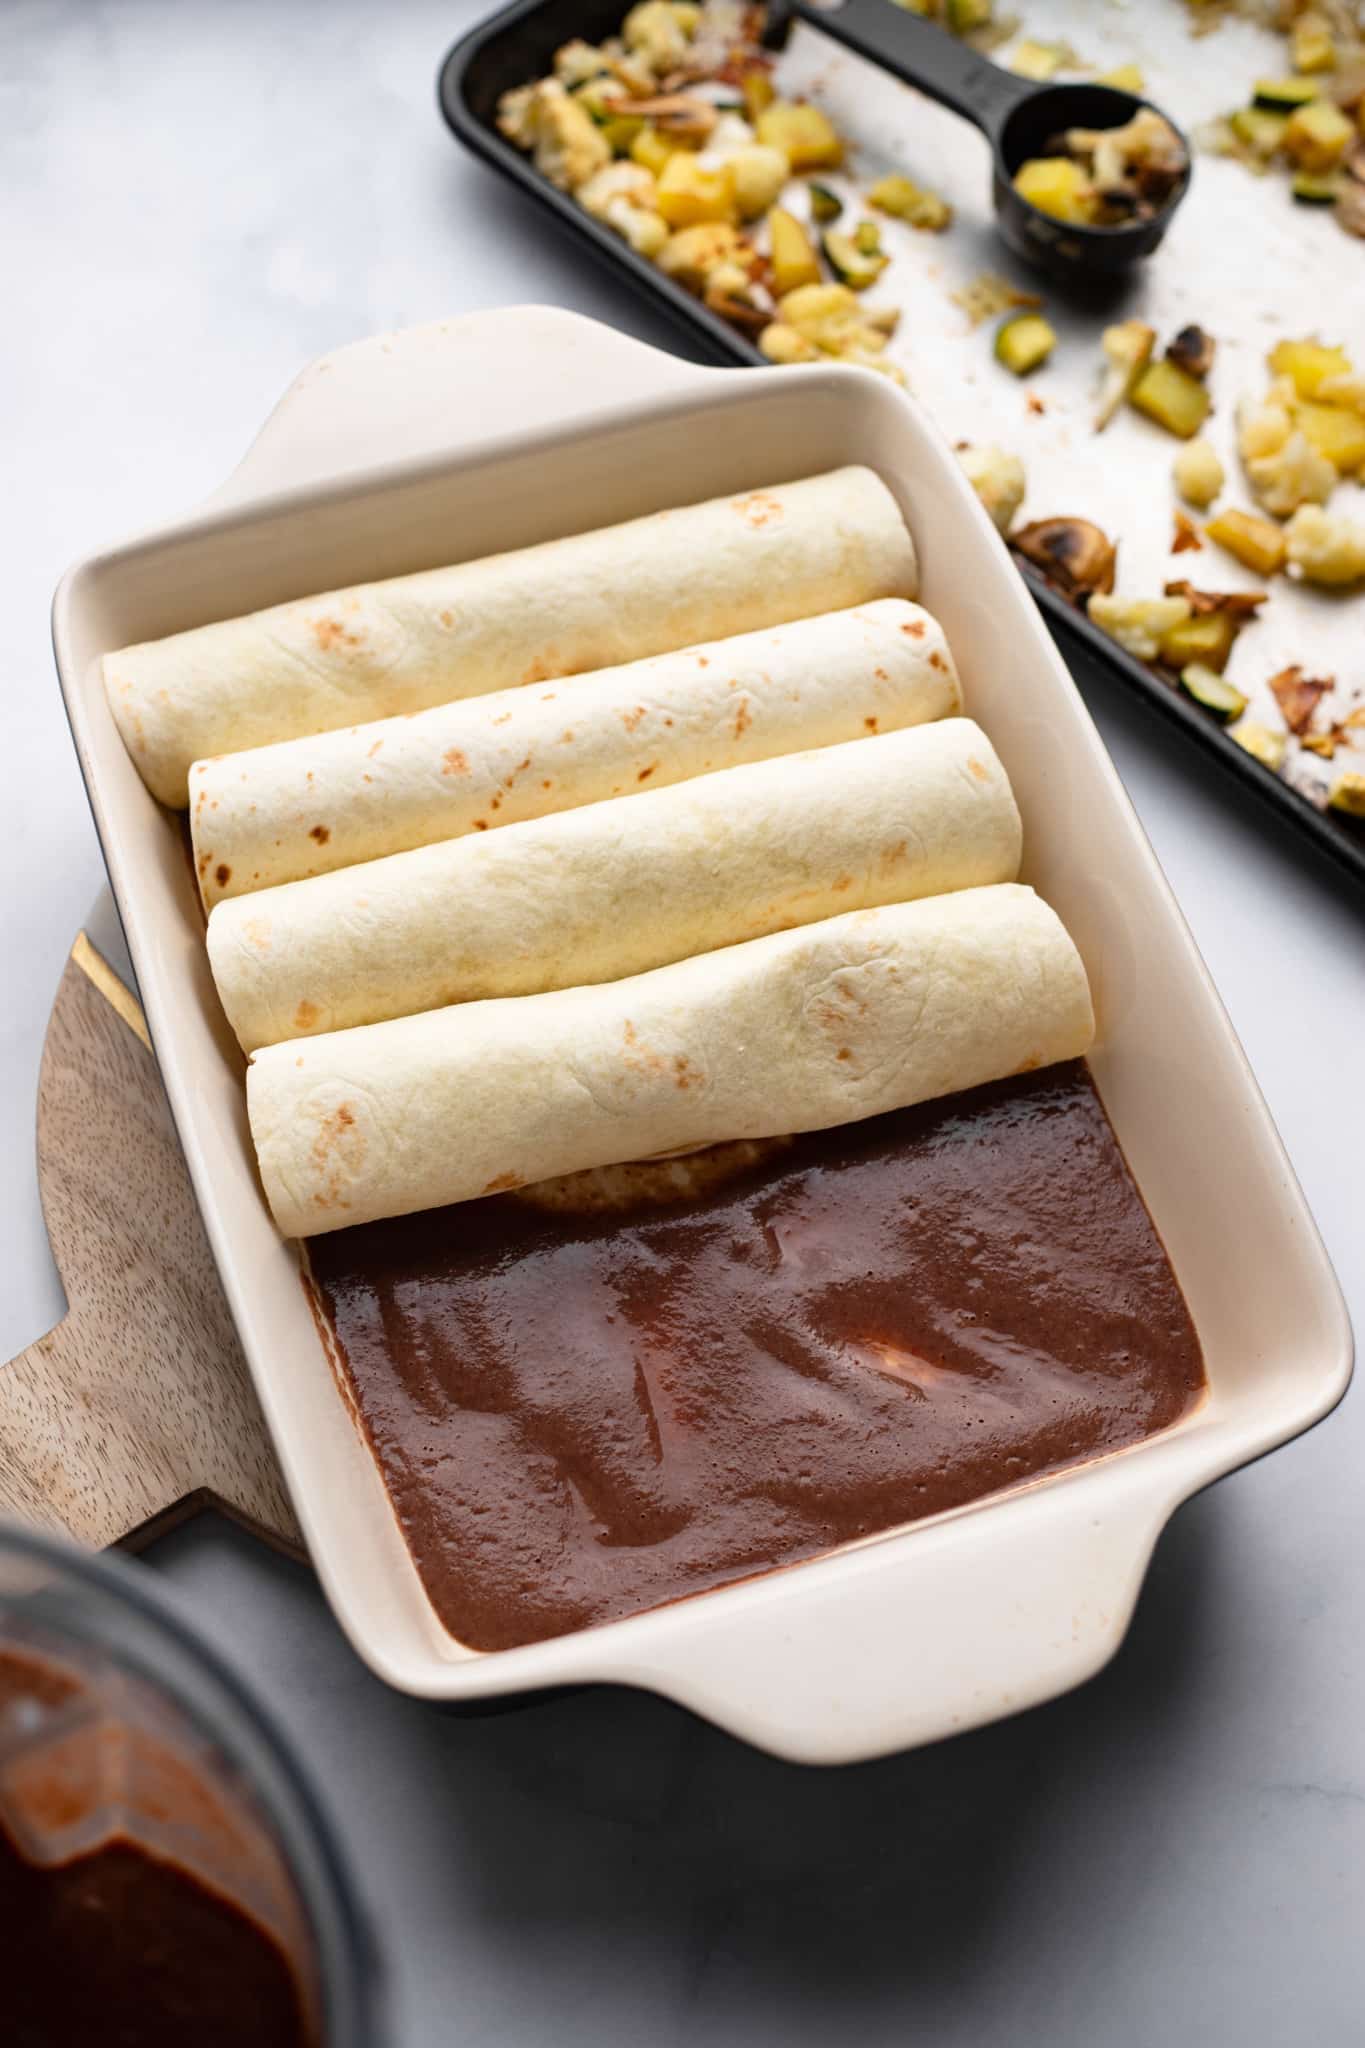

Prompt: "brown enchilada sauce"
[308,1062,1203,1651]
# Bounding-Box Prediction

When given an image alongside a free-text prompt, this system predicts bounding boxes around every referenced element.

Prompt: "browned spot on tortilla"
[902,619,926,639]
[296,1057,304,1067]
[836,1047,853,1062]
[310,824,330,844]
[623,1020,637,1044]
[874,666,888,682]
[306,771,314,783]
[929,650,947,671]
[311,617,363,652]
[864,715,878,732]
[520,659,552,685]
[243,919,272,953]
[442,748,469,775]
[832,874,852,892]
[621,704,647,733]
[733,698,752,737]
[208,800,218,811]
[368,739,384,758]
[309,1101,362,1211]
[440,609,455,627]
[637,762,657,781]
[697,655,710,667]
[663,716,674,727]
[492,712,512,727]
[732,490,784,530]
[968,756,990,782]
[490,793,502,811]
[294,999,319,1031]
[197,855,209,877]
[195,762,209,775]
[560,729,575,744]
[483,1170,525,1194]
[673,1054,695,1089]
[542,779,553,790]
[363,773,373,784]
[473,819,488,830]
[1014,1054,1041,1074]
[214,862,231,888]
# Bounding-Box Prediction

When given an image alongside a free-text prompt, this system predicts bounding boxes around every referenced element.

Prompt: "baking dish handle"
[601,1454,1181,1765]
[204,308,728,511]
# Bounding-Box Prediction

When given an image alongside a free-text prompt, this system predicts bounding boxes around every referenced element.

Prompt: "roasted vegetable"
[1252,77,1324,112]
[1290,19,1338,75]
[1131,359,1211,438]
[1159,611,1239,671]
[1245,428,1336,515]
[728,144,788,220]
[1012,156,1095,224]
[1173,438,1225,507]
[1284,502,1365,583]
[758,321,819,364]
[1268,664,1333,735]
[767,207,821,294]
[1205,508,1288,576]
[822,228,888,288]
[508,80,613,192]
[945,0,993,30]
[1088,593,1193,662]
[755,101,843,170]
[1094,320,1155,430]
[1230,107,1290,156]
[808,182,843,223]
[1295,399,1365,470]
[1060,108,1187,221]
[995,313,1056,376]
[656,221,745,290]
[1010,518,1116,603]
[957,444,1026,534]
[1292,170,1344,201]
[1180,665,1248,721]
[1009,39,1069,81]
[740,68,775,121]
[1284,99,1355,170]
[630,124,676,178]
[1098,63,1145,93]
[1227,720,1287,771]
[1268,338,1353,397]
[867,174,953,229]
[1166,325,1217,381]
[576,161,670,256]
[1328,771,1365,818]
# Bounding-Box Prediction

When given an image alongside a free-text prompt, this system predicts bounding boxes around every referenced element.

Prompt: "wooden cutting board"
[0,934,302,1556]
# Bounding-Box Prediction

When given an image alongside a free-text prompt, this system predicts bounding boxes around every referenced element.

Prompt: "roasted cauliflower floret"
[1285,503,1365,584]
[957,444,1026,534]
[578,163,670,256]
[516,80,612,192]
[553,38,611,86]
[622,0,692,73]
[1245,428,1336,517]
[1173,437,1225,508]
[759,322,820,364]
[1088,594,1193,662]
[656,221,746,290]
[1237,392,1294,463]
[496,83,538,149]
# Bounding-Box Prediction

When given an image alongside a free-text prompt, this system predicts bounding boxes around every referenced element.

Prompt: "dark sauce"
[308,1062,1204,1651]
[0,1649,312,2047]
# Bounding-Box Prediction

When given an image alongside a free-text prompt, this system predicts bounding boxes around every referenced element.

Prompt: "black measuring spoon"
[763,0,1192,283]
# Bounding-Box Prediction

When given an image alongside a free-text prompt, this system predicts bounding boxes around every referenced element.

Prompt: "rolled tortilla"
[191,600,958,908]
[248,884,1094,1238]
[106,466,917,807]
[208,719,1022,1053]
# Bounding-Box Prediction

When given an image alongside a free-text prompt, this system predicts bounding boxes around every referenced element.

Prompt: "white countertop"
[3,2,1362,2042]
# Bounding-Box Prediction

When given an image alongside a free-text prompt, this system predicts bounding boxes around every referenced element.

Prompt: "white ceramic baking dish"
[54,307,1352,1766]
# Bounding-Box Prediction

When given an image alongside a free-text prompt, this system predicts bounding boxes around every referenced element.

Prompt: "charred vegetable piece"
[1012,156,1096,225]
[1328,770,1365,818]
[1180,665,1248,721]
[1131,359,1211,438]
[1011,518,1116,603]
[823,228,888,287]
[1268,664,1333,735]
[1252,77,1324,112]
[867,174,952,229]
[995,313,1056,376]
[1296,398,1365,470]
[755,102,843,170]
[768,206,822,294]
[1292,170,1344,201]
[1166,326,1217,381]
[1284,100,1355,170]
[1228,720,1287,771]
[1094,320,1156,430]
[1230,107,1291,156]
[1205,508,1288,576]
[808,182,843,223]
[1173,438,1225,507]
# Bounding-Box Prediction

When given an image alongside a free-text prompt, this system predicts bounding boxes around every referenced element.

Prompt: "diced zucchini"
[1161,611,1239,671]
[1327,771,1365,817]
[808,182,842,223]
[945,0,993,30]
[1205,508,1288,576]
[1267,338,1352,398]
[866,174,952,229]
[1227,720,1287,771]
[631,124,675,179]
[822,228,887,288]
[1291,170,1343,202]
[740,70,775,121]
[655,152,736,226]
[994,313,1057,376]
[1230,107,1289,157]
[1180,664,1248,721]
[755,102,843,171]
[1130,359,1210,438]
[1295,399,1365,471]
[1252,76,1323,111]
[1290,21,1337,74]
[1283,99,1354,170]
[1009,40,1068,82]
[1098,64,1145,93]
[768,207,822,294]
[1012,156,1096,225]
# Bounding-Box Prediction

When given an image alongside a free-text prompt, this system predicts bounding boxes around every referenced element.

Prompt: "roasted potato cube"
[1283,99,1355,171]
[1268,338,1353,397]
[656,152,736,226]
[755,101,844,170]
[1205,508,1288,576]
[728,145,789,220]
[767,206,822,294]
[1012,157,1095,225]
[1130,359,1211,438]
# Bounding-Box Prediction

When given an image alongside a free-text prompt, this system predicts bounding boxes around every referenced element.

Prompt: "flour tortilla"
[191,599,958,908]
[248,885,1094,1238]
[106,467,918,807]
[208,719,1022,1053]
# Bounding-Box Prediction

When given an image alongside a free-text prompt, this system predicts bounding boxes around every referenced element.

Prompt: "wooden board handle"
[0,937,301,1555]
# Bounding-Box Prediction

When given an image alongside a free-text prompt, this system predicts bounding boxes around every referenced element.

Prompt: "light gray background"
[4,3,1363,2043]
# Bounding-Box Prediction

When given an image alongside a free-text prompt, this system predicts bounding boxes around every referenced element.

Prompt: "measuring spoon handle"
[782,0,1033,138]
